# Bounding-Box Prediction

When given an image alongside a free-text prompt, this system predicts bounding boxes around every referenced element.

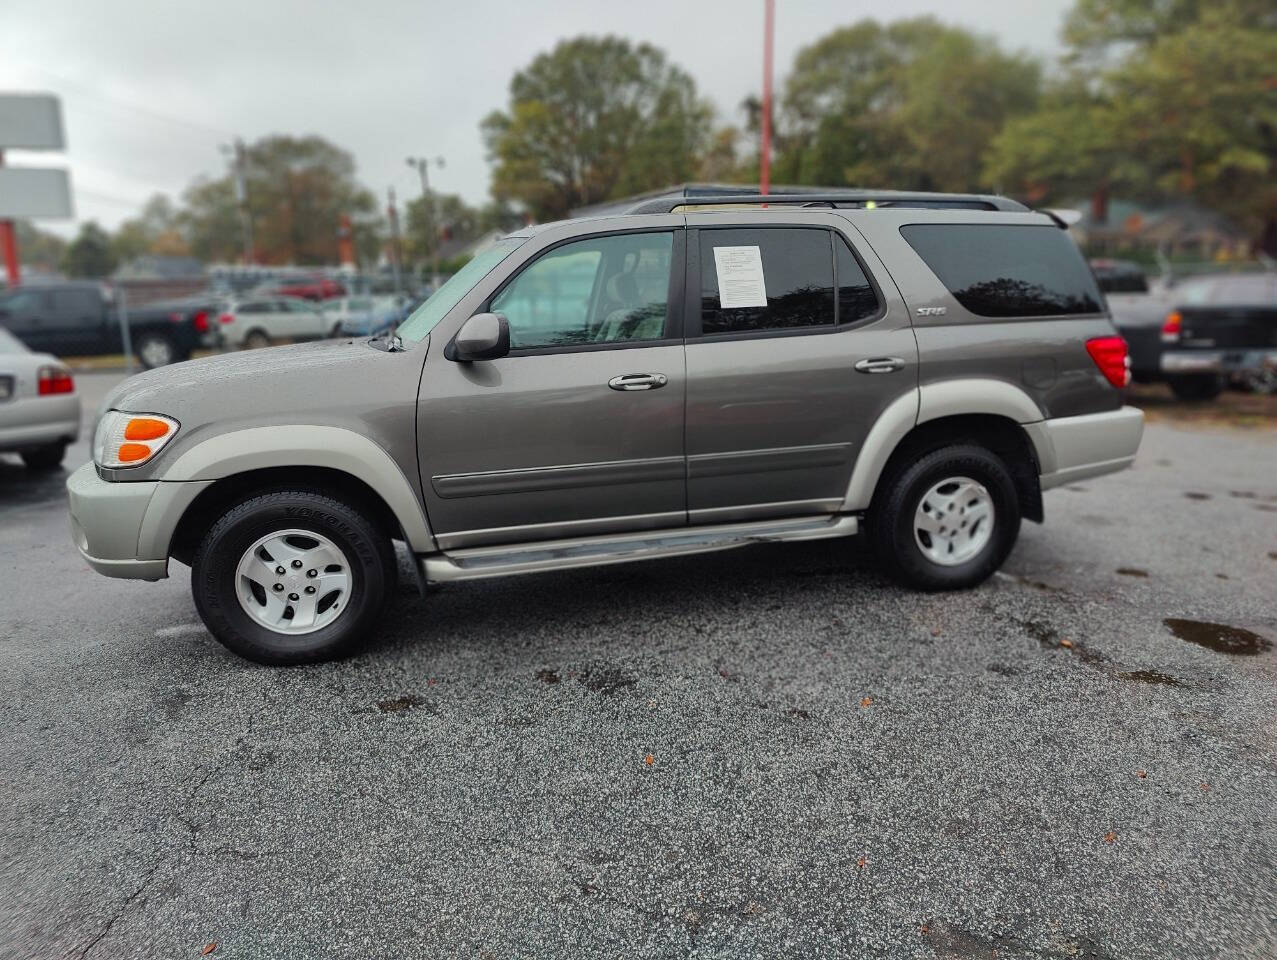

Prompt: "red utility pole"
[0,150,20,287]
[760,0,774,197]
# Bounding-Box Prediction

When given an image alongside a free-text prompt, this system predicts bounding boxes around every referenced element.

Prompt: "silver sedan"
[0,325,80,470]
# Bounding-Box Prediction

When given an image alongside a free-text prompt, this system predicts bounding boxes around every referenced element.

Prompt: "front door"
[417,228,687,549]
[683,218,917,523]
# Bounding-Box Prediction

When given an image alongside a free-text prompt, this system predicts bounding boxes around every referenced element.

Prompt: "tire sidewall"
[137,333,175,369]
[193,494,388,664]
[882,445,1021,590]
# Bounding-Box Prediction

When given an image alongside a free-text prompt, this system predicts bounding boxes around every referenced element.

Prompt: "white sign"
[0,94,65,150]
[0,167,74,218]
[712,245,768,309]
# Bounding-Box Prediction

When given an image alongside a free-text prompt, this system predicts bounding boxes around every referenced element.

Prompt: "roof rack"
[627,191,1029,215]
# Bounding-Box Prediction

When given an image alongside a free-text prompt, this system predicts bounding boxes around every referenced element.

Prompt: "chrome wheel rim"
[913,476,994,566]
[234,528,352,635]
[140,338,173,367]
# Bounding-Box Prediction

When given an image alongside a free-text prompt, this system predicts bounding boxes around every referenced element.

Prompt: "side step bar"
[420,514,859,584]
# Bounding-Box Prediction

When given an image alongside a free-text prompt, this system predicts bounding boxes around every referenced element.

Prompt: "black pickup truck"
[0,282,222,368]
[1111,272,1277,399]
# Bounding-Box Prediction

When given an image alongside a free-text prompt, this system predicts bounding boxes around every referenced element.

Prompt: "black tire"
[135,332,178,369]
[21,442,67,471]
[866,443,1021,591]
[191,489,396,665]
[1167,374,1223,402]
[243,329,271,350]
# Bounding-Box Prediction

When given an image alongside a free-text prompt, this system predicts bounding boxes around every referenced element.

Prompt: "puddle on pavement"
[1184,492,1211,501]
[1116,567,1149,578]
[1118,669,1184,687]
[1164,618,1273,656]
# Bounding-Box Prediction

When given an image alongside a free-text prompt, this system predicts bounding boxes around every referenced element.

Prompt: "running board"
[420,514,858,583]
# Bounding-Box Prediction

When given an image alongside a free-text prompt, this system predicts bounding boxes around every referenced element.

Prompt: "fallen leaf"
[1059,638,1075,649]
[202,944,217,956]
[1104,831,1117,844]
[1200,782,1210,791]
[930,628,942,637]
[860,696,873,708]
[856,856,866,868]
[920,924,930,935]
[644,753,654,766]
[1137,770,1147,779]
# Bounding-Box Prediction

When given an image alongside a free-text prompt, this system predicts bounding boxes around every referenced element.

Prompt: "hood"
[97,337,429,482]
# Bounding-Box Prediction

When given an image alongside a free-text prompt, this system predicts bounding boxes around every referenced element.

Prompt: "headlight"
[94,411,180,469]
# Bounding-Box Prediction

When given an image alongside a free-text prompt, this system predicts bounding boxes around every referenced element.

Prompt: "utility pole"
[221,138,254,265]
[760,0,774,197]
[386,186,403,295]
[406,155,445,289]
[0,150,18,287]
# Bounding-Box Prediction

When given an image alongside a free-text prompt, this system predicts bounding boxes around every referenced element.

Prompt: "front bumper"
[1161,349,1277,375]
[66,462,211,580]
[1028,405,1145,491]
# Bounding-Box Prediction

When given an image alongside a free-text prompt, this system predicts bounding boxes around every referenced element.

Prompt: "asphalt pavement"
[1,372,1275,959]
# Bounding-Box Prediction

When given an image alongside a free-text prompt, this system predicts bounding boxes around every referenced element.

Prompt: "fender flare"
[841,379,1048,512]
[156,425,434,551]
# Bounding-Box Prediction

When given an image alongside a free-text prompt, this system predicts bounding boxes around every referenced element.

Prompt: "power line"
[18,64,235,141]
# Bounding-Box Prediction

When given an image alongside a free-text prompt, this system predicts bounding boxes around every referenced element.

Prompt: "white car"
[216,297,329,349]
[321,295,378,336]
[0,325,80,470]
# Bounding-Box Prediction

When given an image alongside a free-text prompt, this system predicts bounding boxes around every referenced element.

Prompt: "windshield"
[397,237,526,344]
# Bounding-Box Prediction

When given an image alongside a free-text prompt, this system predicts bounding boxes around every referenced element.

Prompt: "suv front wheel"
[191,489,396,665]
[867,443,1021,591]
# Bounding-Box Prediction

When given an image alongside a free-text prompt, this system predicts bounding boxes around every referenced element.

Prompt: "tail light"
[218,312,235,325]
[1161,311,1182,343]
[1086,336,1131,389]
[37,365,75,395]
[192,310,209,332]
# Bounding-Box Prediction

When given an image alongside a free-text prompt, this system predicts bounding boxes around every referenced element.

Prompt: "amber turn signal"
[123,417,172,441]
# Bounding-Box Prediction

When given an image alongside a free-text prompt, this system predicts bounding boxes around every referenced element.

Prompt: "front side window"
[492,232,674,350]
[901,224,1103,318]
[699,228,835,335]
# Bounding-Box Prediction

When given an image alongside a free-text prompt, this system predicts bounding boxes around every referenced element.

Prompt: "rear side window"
[52,289,99,316]
[836,237,878,325]
[700,228,834,335]
[901,224,1102,318]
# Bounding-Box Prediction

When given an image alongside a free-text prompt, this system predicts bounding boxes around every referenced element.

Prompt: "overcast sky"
[1,0,1071,238]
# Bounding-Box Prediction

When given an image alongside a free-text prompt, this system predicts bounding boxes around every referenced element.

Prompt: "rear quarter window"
[901,224,1103,318]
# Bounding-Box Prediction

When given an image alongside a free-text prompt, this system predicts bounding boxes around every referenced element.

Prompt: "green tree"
[482,36,714,221]
[987,4,1277,253]
[777,18,1041,192]
[179,135,379,265]
[113,193,185,262]
[13,221,66,272]
[60,222,118,278]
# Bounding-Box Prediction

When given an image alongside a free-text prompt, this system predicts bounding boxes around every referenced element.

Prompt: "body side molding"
[160,425,435,551]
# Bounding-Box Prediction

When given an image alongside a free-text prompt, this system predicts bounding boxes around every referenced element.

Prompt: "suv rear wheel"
[867,443,1021,590]
[136,332,178,369]
[1167,374,1223,402]
[191,489,396,665]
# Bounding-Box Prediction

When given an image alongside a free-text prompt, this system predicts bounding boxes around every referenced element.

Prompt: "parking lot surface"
[1,372,1275,959]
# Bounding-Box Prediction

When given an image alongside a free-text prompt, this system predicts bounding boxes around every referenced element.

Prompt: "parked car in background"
[0,325,80,470]
[322,295,379,336]
[217,297,330,349]
[0,283,221,369]
[1089,258,1150,294]
[335,295,412,337]
[272,276,345,301]
[1112,272,1277,398]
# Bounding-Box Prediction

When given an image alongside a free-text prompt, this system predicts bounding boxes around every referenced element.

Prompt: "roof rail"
[627,191,1029,215]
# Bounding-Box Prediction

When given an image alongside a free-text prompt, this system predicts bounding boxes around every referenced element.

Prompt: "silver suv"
[66,192,1144,664]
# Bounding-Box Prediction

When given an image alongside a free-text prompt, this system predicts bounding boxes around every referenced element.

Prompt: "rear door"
[683,212,916,523]
[51,288,106,355]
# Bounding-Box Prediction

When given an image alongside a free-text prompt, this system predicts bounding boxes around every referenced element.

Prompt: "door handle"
[854,357,905,374]
[608,373,668,391]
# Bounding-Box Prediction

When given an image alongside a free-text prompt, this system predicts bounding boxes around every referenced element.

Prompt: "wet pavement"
[1,372,1275,959]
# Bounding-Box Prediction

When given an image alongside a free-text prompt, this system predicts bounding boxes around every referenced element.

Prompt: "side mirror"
[449,312,509,362]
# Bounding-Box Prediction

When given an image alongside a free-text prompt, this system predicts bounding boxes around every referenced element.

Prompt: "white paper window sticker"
[712,245,768,309]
